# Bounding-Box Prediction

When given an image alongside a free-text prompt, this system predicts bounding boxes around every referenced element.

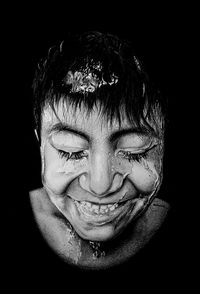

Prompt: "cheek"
[111,157,133,176]
[129,159,160,193]
[111,145,163,194]
[42,143,87,194]
[128,145,163,193]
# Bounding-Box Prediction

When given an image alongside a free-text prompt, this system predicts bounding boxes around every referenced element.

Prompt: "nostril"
[79,174,88,190]
[79,171,124,197]
[110,173,124,191]
[79,171,113,196]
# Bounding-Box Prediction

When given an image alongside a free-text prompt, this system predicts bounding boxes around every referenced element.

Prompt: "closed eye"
[118,144,157,162]
[58,149,88,161]
[118,150,148,162]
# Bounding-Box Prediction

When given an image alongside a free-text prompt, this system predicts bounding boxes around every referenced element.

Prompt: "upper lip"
[67,191,137,205]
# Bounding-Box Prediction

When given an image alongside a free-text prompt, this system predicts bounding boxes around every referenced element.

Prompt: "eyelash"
[58,149,148,162]
[58,150,88,161]
[118,150,148,162]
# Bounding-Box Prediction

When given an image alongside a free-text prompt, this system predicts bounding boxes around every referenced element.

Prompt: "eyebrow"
[48,122,154,142]
[49,123,90,141]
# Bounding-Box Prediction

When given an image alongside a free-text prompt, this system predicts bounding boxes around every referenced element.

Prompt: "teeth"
[94,206,99,213]
[85,202,92,208]
[74,200,119,215]
[100,205,107,210]
[92,204,99,211]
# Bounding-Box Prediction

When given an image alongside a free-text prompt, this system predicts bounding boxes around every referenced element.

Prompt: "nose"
[79,151,123,197]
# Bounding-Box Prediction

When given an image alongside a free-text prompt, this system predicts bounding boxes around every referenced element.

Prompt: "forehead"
[42,100,136,133]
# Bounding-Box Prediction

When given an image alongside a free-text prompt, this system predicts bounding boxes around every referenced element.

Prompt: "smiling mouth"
[71,196,137,225]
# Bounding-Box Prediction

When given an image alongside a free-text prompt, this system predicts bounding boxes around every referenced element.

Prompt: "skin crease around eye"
[51,132,88,150]
[129,151,161,193]
[49,134,89,176]
[117,134,154,149]
[56,156,88,175]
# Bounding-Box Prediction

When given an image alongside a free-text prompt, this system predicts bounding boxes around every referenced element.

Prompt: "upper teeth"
[74,200,119,215]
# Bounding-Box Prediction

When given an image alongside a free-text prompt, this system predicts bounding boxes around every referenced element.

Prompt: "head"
[32,31,166,242]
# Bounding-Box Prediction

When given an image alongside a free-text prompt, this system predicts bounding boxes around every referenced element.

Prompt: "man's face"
[40,100,163,242]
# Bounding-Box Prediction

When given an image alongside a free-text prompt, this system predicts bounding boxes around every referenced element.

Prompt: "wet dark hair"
[32,31,166,136]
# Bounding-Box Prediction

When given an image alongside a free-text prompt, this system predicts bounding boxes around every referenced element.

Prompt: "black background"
[4,3,196,291]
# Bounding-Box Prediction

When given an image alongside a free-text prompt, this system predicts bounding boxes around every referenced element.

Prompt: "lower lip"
[71,197,137,226]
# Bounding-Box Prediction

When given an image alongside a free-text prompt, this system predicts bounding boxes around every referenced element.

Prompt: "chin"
[72,222,122,242]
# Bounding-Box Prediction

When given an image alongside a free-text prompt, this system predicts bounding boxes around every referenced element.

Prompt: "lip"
[67,190,137,206]
[69,196,138,226]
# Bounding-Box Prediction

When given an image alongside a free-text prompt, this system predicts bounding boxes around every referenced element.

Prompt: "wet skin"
[40,100,164,242]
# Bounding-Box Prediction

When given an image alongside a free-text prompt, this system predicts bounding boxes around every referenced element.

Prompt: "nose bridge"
[89,149,111,195]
